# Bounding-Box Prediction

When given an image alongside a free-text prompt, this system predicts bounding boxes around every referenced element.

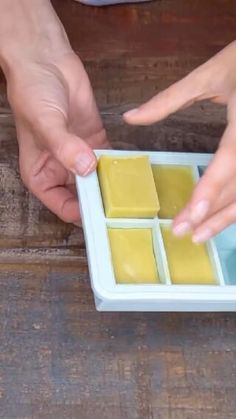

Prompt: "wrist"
[0,0,72,76]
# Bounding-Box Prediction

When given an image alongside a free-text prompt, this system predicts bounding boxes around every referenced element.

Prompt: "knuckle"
[21,171,37,192]
[60,212,72,223]
[19,163,30,189]
[54,141,67,164]
[19,162,40,193]
[59,203,74,224]
[34,115,53,138]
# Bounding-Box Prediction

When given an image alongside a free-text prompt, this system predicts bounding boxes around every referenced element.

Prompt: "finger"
[213,177,236,214]
[124,42,236,126]
[18,129,80,223]
[39,185,81,223]
[36,112,97,176]
[192,201,236,243]
[172,207,192,236]
[185,123,236,226]
[172,174,236,237]
[172,122,236,235]
[71,81,110,149]
[123,67,208,125]
[172,87,236,236]
[85,128,111,150]
[58,53,111,150]
[227,90,236,122]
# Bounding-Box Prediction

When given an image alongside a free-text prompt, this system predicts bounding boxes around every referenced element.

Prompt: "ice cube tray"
[76,150,236,312]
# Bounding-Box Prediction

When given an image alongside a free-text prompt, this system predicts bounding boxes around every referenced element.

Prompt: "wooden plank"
[0,269,236,418]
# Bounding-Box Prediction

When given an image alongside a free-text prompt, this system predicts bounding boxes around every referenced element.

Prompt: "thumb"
[123,67,208,126]
[37,113,97,176]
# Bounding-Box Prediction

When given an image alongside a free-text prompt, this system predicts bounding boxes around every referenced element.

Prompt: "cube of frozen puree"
[161,226,216,284]
[108,228,159,284]
[98,156,160,218]
[152,165,195,219]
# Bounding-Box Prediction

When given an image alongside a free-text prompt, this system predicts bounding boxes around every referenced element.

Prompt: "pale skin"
[125,40,236,243]
[0,1,236,241]
[0,0,109,223]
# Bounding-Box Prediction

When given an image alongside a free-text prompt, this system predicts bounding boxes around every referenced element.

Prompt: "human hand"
[124,41,236,242]
[0,1,108,224]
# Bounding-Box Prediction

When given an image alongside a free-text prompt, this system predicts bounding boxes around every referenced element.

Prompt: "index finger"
[123,67,209,126]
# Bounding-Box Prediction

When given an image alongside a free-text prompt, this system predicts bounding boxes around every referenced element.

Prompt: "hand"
[7,52,108,223]
[124,41,236,242]
[0,1,109,224]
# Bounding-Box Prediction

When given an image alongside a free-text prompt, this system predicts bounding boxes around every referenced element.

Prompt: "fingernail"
[75,153,96,176]
[123,108,139,118]
[192,228,212,244]
[172,222,191,237]
[191,200,209,224]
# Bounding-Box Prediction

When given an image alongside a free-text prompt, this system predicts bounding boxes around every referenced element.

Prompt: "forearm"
[0,0,71,74]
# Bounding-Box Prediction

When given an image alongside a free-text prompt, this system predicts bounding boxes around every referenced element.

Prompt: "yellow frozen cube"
[152,165,195,219]
[98,156,160,218]
[161,226,216,284]
[108,228,159,284]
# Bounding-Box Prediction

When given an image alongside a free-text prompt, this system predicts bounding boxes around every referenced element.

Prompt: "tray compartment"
[106,219,169,285]
[152,164,198,219]
[160,221,224,285]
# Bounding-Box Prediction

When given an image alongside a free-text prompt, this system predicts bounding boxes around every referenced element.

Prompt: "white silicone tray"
[76,150,236,312]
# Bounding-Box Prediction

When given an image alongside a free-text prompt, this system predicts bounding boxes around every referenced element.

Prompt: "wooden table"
[1,1,236,417]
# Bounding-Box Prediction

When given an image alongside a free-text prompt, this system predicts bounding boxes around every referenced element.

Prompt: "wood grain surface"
[0,1,236,418]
